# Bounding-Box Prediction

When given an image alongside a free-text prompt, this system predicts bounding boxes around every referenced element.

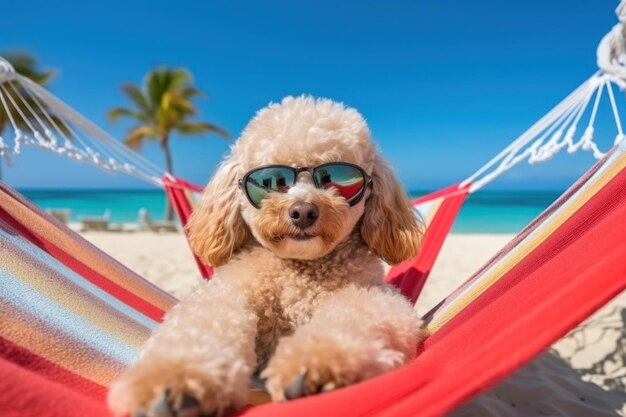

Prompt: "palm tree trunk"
[162,136,175,221]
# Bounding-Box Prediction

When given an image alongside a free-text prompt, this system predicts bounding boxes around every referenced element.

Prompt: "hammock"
[1,137,625,417]
[2,2,626,416]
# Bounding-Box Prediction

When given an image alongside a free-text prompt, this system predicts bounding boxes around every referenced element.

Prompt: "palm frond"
[168,92,197,113]
[176,122,230,139]
[121,84,150,113]
[108,107,149,123]
[145,68,168,108]
[168,68,192,90]
[124,125,159,150]
[180,86,203,98]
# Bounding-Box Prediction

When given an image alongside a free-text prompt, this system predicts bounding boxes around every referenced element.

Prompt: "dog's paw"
[127,389,210,417]
[107,355,247,417]
[261,333,406,401]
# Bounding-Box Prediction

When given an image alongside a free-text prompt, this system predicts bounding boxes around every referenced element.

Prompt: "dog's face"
[239,162,368,262]
[187,96,423,266]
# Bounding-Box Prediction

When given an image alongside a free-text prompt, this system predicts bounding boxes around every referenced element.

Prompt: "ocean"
[20,189,562,234]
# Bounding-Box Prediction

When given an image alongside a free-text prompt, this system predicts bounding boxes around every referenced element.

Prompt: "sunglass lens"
[245,167,295,206]
[314,164,365,202]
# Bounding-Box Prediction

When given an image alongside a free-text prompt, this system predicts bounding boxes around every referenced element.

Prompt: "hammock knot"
[0,57,15,77]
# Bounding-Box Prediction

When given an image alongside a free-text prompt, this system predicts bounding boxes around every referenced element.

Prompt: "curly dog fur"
[108,96,427,417]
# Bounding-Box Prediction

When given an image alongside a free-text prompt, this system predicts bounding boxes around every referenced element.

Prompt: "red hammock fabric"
[386,183,471,303]
[162,175,213,278]
[0,357,110,417]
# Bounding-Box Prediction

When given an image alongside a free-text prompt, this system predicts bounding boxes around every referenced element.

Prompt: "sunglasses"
[238,162,373,209]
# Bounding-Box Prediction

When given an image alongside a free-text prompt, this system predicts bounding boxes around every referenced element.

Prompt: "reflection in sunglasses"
[241,163,371,208]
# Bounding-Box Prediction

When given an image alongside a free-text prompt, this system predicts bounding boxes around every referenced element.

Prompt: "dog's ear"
[186,156,250,267]
[360,154,424,265]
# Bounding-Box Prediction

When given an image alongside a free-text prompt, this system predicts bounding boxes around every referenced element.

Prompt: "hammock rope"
[462,2,626,193]
[0,61,165,186]
[461,73,624,192]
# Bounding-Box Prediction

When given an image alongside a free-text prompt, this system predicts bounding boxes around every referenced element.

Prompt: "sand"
[80,230,626,416]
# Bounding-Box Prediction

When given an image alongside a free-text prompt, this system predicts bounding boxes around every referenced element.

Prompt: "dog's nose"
[288,201,319,229]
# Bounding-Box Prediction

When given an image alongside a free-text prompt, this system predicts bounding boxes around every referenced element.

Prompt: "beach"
[80,229,626,416]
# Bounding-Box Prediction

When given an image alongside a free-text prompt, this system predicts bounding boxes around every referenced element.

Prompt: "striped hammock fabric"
[0,180,176,410]
[1,141,625,417]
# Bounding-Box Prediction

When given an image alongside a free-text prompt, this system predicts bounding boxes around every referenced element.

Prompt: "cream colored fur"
[108,96,426,417]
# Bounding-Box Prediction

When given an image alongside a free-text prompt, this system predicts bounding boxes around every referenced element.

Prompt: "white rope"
[463,73,626,193]
[534,85,598,160]
[0,82,23,155]
[20,77,165,180]
[461,75,595,188]
[6,81,55,150]
[460,74,600,191]
[605,78,626,145]
[461,1,626,193]
[0,63,165,187]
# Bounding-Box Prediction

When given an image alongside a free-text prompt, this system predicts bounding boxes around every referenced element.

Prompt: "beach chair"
[46,208,71,224]
[1,138,625,417]
[79,209,112,231]
[138,208,178,233]
[80,210,124,232]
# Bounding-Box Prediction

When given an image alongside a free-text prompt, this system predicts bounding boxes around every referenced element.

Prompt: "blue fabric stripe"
[0,270,139,366]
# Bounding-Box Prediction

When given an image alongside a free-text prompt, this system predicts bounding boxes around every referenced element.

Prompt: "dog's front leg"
[262,284,425,401]
[108,278,258,417]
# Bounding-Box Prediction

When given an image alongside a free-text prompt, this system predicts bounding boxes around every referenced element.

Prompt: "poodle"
[108,96,426,417]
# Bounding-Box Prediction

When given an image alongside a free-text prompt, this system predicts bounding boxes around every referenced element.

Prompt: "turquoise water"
[21,189,562,234]
[411,191,561,234]
[21,190,169,224]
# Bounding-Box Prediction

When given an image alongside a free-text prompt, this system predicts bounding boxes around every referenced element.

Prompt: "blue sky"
[0,0,621,190]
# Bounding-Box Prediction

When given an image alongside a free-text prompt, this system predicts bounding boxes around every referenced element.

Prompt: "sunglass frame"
[238,162,373,209]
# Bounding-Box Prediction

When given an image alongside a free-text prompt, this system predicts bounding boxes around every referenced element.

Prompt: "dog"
[108,96,426,417]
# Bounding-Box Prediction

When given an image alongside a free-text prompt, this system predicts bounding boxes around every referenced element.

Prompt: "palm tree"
[109,67,229,220]
[0,52,56,180]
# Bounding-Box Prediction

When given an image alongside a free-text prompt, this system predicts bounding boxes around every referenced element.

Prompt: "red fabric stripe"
[162,175,204,193]
[0,205,167,322]
[386,183,470,302]
[0,356,110,417]
[411,183,468,205]
[0,337,108,402]
[163,175,213,278]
